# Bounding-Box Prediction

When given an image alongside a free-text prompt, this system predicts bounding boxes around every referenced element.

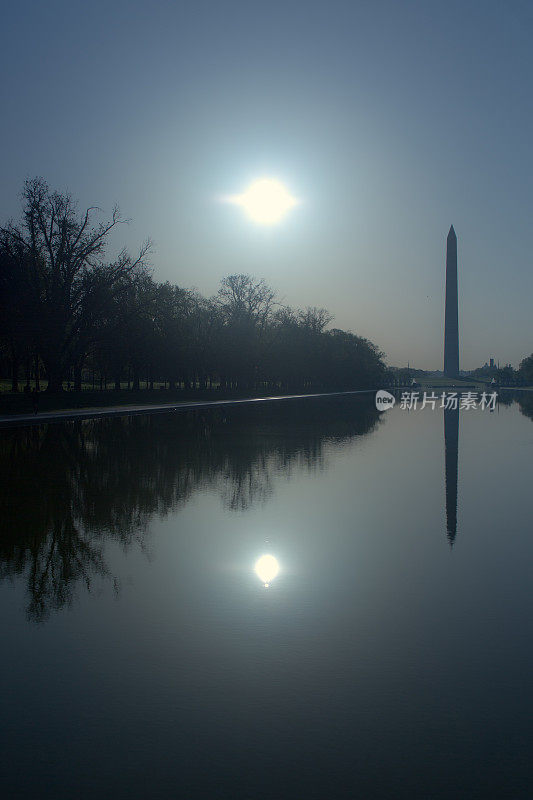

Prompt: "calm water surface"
[1,394,533,799]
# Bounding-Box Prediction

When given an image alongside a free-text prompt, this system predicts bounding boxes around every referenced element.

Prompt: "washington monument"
[444,225,459,377]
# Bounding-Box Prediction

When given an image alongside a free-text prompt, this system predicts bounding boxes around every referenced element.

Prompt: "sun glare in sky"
[227,178,298,224]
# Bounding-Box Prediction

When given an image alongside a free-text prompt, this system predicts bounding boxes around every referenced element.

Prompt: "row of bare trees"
[0,178,387,393]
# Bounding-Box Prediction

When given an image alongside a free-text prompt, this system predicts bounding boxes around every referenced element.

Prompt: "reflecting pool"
[1,393,533,798]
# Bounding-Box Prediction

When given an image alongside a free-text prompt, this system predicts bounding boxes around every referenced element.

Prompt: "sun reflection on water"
[254,554,280,587]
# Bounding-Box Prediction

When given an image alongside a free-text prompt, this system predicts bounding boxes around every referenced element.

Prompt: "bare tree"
[0,178,151,391]
[298,306,333,334]
[217,274,277,329]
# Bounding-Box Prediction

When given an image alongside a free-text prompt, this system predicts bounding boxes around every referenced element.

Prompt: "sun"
[228,178,298,225]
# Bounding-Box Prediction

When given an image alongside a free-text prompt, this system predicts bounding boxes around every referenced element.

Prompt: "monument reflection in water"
[444,407,459,545]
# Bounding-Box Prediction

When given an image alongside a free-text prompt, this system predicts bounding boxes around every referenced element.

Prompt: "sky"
[1,0,532,370]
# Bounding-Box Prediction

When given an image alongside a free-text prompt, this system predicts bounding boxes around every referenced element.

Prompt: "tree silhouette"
[0,178,151,391]
[0,180,387,394]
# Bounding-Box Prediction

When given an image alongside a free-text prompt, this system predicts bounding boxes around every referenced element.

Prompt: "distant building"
[489,358,494,368]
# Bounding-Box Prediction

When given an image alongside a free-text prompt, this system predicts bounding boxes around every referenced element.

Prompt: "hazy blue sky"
[1,0,532,369]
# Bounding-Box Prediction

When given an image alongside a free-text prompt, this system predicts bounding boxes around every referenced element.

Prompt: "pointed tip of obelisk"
[448,224,456,238]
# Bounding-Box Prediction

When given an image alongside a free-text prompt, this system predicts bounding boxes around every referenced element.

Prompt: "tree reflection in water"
[0,397,380,621]
[517,391,533,423]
